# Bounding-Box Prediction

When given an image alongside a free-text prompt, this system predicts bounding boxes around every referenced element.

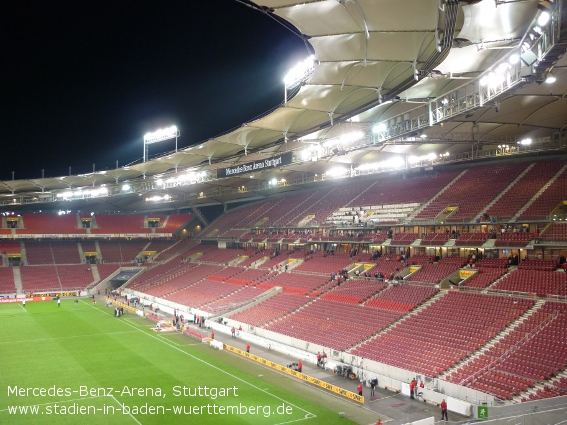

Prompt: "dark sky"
[0,1,307,180]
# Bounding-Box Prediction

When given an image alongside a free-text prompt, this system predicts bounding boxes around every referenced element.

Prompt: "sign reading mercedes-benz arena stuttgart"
[217,152,293,178]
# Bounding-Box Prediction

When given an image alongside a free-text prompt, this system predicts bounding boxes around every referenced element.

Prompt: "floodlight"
[122,184,131,191]
[545,73,556,83]
[509,53,520,65]
[143,125,180,162]
[284,55,315,88]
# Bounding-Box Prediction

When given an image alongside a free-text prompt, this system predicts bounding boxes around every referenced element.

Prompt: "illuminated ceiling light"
[441,98,448,105]
[389,157,405,168]
[420,133,428,139]
[326,166,348,177]
[519,138,532,145]
[545,73,557,83]
[537,11,550,27]
[372,123,386,133]
[122,184,131,191]
[509,54,520,65]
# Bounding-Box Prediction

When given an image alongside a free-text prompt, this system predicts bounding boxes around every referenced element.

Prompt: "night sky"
[0,1,307,181]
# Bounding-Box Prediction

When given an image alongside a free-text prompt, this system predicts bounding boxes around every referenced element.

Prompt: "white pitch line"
[82,300,317,422]
[0,331,138,345]
[273,414,317,425]
[0,395,103,412]
[110,394,142,425]
[19,303,27,312]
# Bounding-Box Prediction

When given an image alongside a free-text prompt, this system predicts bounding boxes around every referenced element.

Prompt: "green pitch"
[0,299,362,425]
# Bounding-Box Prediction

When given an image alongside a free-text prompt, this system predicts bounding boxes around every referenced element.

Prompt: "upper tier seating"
[286,180,370,226]
[351,292,534,377]
[420,233,451,246]
[18,213,85,235]
[349,170,462,208]
[269,191,317,226]
[91,214,149,234]
[489,269,567,297]
[455,232,491,246]
[486,161,565,220]
[391,233,418,244]
[414,164,528,222]
[519,167,567,220]
[447,302,567,401]
[228,293,309,327]
[144,240,178,254]
[154,214,192,233]
[495,232,535,247]
[541,223,567,242]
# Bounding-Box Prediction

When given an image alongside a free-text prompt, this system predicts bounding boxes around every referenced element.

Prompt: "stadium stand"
[351,292,535,376]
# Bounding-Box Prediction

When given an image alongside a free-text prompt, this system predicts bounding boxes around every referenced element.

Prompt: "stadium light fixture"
[143,125,180,162]
[284,55,316,103]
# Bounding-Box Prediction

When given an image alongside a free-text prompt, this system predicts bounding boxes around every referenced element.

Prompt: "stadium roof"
[1,0,566,212]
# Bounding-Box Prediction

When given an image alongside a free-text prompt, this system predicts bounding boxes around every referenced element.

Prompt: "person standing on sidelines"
[440,399,448,421]
[357,382,363,396]
[57,297,61,307]
[246,343,250,353]
[297,360,302,373]
[22,299,26,308]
